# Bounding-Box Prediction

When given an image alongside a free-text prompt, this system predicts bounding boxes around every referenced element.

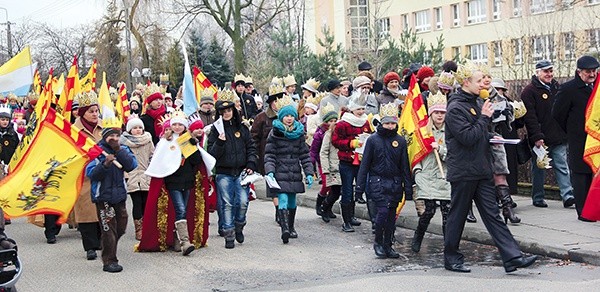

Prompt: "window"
[512,38,523,64]
[563,32,575,60]
[377,17,390,38]
[452,4,461,27]
[467,0,486,24]
[531,0,555,14]
[493,41,502,66]
[588,29,600,51]
[423,50,432,64]
[492,0,501,20]
[402,14,409,31]
[349,0,370,49]
[434,7,443,29]
[561,0,575,9]
[513,0,522,16]
[452,46,462,59]
[468,43,488,63]
[531,35,555,62]
[414,10,431,32]
[590,0,600,5]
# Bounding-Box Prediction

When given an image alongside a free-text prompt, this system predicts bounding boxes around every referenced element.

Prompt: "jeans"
[339,161,359,204]
[216,174,249,231]
[168,189,190,221]
[531,143,574,203]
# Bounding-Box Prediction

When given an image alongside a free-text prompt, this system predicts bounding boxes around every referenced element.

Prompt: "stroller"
[0,207,20,292]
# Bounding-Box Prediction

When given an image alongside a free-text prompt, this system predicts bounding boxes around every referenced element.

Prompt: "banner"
[0,46,35,96]
[193,67,218,102]
[80,59,97,92]
[57,56,81,121]
[115,83,130,125]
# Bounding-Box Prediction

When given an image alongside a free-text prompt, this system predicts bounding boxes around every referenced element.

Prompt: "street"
[7,198,599,291]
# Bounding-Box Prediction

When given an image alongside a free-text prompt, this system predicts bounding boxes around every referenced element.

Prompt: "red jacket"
[331,120,372,163]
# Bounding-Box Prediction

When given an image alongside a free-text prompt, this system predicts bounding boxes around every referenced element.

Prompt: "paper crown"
[201,88,214,98]
[320,102,335,116]
[427,91,447,109]
[170,108,187,123]
[217,88,237,103]
[76,91,99,108]
[244,75,253,84]
[0,104,11,117]
[188,112,202,124]
[143,83,162,100]
[437,72,456,90]
[27,91,40,101]
[234,74,246,83]
[478,63,491,77]
[158,113,171,126]
[315,91,327,103]
[302,78,320,93]
[6,93,17,101]
[268,77,285,96]
[102,116,122,129]
[283,74,297,87]
[159,74,169,82]
[379,102,399,119]
[455,60,481,85]
[274,94,294,111]
[512,100,527,119]
[12,109,25,120]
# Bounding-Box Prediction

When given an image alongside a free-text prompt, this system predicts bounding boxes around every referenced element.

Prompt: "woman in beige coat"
[72,91,103,260]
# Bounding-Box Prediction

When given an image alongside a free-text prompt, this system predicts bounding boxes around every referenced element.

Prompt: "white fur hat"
[126,114,144,132]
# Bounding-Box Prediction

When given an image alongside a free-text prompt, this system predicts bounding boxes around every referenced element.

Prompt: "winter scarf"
[341,112,368,127]
[145,105,167,138]
[272,119,305,140]
[80,116,98,134]
[119,131,153,149]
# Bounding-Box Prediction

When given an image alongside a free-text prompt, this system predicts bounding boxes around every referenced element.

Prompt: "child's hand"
[218,134,226,141]
[431,141,439,150]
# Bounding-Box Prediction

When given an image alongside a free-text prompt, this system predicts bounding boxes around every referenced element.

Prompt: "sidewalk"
[255,183,600,266]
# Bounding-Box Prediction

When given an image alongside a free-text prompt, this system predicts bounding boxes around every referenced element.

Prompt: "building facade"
[305,0,600,81]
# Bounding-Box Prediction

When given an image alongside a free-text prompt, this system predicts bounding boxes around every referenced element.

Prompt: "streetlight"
[0,7,12,57]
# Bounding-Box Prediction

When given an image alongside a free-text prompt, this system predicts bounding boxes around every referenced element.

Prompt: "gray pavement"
[292,184,600,266]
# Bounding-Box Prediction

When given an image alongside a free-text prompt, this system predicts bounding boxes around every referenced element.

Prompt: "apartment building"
[305,0,600,80]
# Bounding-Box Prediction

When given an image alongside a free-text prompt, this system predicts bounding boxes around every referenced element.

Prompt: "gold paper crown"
[27,91,40,101]
[321,102,335,116]
[103,116,122,129]
[76,91,99,107]
[6,93,17,101]
[303,78,320,92]
[158,113,171,126]
[283,74,297,87]
[306,95,319,106]
[275,94,294,111]
[437,72,455,88]
[315,91,327,104]
[478,63,491,77]
[171,108,187,120]
[512,100,527,119]
[379,102,399,119]
[201,88,214,98]
[159,74,169,82]
[135,83,145,91]
[143,83,162,100]
[217,88,237,103]
[234,74,246,83]
[427,91,448,109]
[244,75,253,84]
[268,77,285,96]
[455,60,481,85]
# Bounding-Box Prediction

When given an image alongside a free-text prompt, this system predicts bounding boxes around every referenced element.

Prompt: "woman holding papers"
[264,95,314,244]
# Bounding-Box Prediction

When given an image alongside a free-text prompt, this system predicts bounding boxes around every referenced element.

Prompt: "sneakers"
[46,237,57,244]
[86,250,97,260]
[103,263,123,273]
[563,197,575,208]
[533,200,548,208]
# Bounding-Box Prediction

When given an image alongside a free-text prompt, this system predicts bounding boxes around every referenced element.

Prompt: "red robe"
[582,173,600,221]
[136,165,210,252]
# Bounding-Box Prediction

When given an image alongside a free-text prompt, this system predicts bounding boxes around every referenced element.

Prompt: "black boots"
[355,192,366,204]
[320,197,337,223]
[224,229,235,249]
[349,202,361,226]
[383,223,400,258]
[496,185,521,224]
[288,208,298,238]
[340,203,355,232]
[234,222,246,243]
[278,209,290,244]
[275,205,281,226]
[316,195,325,216]
[373,223,386,258]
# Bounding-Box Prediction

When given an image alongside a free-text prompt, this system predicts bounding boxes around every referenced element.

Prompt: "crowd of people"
[0,55,598,274]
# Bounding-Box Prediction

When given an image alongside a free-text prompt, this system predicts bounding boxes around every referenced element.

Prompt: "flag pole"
[102,151,123,169]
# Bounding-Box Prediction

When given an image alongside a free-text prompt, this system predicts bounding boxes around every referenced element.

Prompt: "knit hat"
[170,109,189,128]
[146,92,164,104]
[383,72,400,86]
[416,66,435,81]
[71,99,80,112]
[347,91,367,111]
[352,76,371,89]
[102,127,122,140]
[275,95,297,120]
[304,100,318,112]
[188,113,205,132]
[126,114,144,132]
[327,79,341,91]
[437,72,456,91]
[379,102,399,124]
[320,102,338,123]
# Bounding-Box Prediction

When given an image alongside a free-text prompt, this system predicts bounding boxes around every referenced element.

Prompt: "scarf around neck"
[341,112,368,127]
[272,119,305,140]
[146,106,167,136]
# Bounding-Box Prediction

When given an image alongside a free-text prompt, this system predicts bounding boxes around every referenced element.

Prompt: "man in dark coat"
[520,60,575,208]
[552,55,600,222]
[233,74,259,121]
[443,65,536,274]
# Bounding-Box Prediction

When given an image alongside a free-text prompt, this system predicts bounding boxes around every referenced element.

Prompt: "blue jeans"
[216,174,249,231]
[531,143,574,203]
[339,161,359,204]
[168,189,190,221]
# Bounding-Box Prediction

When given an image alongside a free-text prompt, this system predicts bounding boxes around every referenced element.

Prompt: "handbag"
[516,137,532,165]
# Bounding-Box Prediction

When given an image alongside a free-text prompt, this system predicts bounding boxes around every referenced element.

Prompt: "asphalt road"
[6,199,600,291]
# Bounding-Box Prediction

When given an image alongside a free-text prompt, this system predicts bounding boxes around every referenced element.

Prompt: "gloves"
[189,137,198,145]
[350,139,362,149]
[492,110,502,119]
[306,175,314,189]
[267,172,275,180]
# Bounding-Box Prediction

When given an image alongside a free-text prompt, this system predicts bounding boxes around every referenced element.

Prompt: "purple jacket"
[310,124,328,164]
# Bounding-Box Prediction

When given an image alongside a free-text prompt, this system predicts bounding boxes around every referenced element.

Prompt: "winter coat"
[332,115,372,163]
[413,126,450,201]
[445,89,494,182]
[0,123,19,164]
[320,93,348,114]
[310,124,328,164]
[140,114,160,145]
[239,92,259,120]
[355,125,413,205]
[553,72,594,174]
[264,127,314,194]
[319,127,341,186]
[73,117,103,223]
[198,109,216,126]
[520,76,566,146]
[305,113,321,146]
[86,141,138,204]
[120,132,154,192]
[250,107,276,174]
[208,117,258,176]
[164,149,203,190]
[376,88,399,107]
[364,93,379,115]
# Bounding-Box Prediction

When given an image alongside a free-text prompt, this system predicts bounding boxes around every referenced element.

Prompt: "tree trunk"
[233,36,246,73]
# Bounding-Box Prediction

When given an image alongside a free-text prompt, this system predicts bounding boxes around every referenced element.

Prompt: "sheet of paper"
[240,173,263,186]
[265,175,281,190]
[176,132,199,158]
[489,138,521,144]
[213,117,225,135]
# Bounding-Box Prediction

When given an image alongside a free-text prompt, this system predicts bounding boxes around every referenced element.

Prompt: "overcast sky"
[0,0,105,28]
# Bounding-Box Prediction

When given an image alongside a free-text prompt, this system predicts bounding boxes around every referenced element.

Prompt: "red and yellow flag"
[33,68,42,95]
[80,59,97,92]
[0,108,103,223]
[57,56,81,121]
[115,83,130,125]
[398,74,434,169]
[193,66,218,102]
[584,82,600,173]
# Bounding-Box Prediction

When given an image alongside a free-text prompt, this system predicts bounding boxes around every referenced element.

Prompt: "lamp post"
[142,68,152,84]
[0,7,12,57]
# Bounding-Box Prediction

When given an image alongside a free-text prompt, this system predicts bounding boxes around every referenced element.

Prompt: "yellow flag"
[584,81,600,173]
[115,83,129,126]
[98,72,116,119]
[57,56,81,121]
[80,59,97,91]
[0,109,103,223]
